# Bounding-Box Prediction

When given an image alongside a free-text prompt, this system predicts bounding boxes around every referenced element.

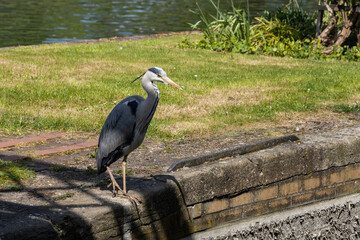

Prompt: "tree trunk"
[316,0,360,54]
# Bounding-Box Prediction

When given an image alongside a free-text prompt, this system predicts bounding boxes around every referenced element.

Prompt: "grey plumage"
[96,95,145,174]
[96,67,182,196]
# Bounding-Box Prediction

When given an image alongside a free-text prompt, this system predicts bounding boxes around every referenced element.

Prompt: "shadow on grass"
[0,156,193,240]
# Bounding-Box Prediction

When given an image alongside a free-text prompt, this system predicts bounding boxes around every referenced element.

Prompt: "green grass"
[0,34,360,139]
[0,159,36,190]
[332,103,360,113]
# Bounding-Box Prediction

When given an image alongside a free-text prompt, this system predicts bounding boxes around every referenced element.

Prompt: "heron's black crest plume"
[131,72,145,84]
[148,67,162,75]
[131,67,163,84]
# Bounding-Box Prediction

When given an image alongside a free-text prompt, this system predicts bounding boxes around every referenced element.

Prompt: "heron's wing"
[96,95,144,173]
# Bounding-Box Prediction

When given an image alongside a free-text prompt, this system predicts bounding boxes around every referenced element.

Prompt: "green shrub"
[259,0,316,41]
[182,0,360,61]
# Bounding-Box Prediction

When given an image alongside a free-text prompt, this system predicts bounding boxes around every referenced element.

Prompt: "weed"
[53,192,75,201]
[51,165,68,172]
[86,152,96,159]
[164,147,173,152]
[146,166,158,169]
[113,168,134,176]
[85,166,97,175]
[138,145,149,149]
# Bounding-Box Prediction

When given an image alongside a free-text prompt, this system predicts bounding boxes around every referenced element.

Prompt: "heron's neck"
[136,81,160,133]
[142,81,159,103]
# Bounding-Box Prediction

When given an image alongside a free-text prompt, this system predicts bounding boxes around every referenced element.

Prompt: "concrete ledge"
[172,126,360,206]
[1,125,360,239]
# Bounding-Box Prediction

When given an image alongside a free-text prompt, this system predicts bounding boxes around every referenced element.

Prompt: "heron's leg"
[106,157,139,204]
[122,155,128,193]
[120,156,140,205]
[106,166,124,197]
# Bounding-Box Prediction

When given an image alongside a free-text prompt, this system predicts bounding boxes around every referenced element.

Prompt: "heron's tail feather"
[96,147,124,174]
[96,148,108,174]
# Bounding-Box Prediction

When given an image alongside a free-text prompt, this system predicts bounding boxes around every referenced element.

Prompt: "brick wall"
[186,162,360,232]
[170,126,360,235]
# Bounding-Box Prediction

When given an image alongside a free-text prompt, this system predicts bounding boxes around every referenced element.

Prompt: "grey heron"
[96,67,182,197]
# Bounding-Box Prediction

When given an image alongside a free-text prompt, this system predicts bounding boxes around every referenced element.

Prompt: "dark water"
[0,0,317,48]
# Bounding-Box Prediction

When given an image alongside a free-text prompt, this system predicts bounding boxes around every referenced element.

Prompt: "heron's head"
[132,67,182,90]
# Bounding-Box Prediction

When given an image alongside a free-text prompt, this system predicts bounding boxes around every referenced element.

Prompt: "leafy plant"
[183,0,359,61]
[189,0,251,52]
[258,0,316,41]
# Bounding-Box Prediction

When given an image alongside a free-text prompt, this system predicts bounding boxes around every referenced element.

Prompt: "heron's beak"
[161,76,183,90]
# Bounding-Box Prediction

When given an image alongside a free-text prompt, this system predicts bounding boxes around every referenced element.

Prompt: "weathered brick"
[191,213,218,232]
[303,176,321,191]
[268,197,290,210]
[230,192,254,208]
[204,198,229,214]
[323,170,345,186]
[188,203,202,219]
[218,206,243,223]
[315,187,336,200]
[243,202,268,217]
[279,180,301,196]
[335,181,360,196]
[345,164,360,181]
[192,206,243,232]
[254,185,278,202]
[292,192,314,206]
[330,170,346,184]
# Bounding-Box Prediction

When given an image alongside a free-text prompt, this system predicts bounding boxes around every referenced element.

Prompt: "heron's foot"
[119,192,141,205]
[109,188,140,205]
[107,183,140,204]
[107,181,125,197]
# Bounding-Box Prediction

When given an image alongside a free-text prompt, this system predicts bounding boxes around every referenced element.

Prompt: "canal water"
[0,0,317,48]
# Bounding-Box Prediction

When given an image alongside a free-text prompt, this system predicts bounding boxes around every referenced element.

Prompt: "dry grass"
[158,86,274,119]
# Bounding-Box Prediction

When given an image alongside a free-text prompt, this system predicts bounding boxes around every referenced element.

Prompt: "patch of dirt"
[0,112,359,201]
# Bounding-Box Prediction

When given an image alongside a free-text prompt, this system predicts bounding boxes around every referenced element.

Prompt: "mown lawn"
[0,34,359,139]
